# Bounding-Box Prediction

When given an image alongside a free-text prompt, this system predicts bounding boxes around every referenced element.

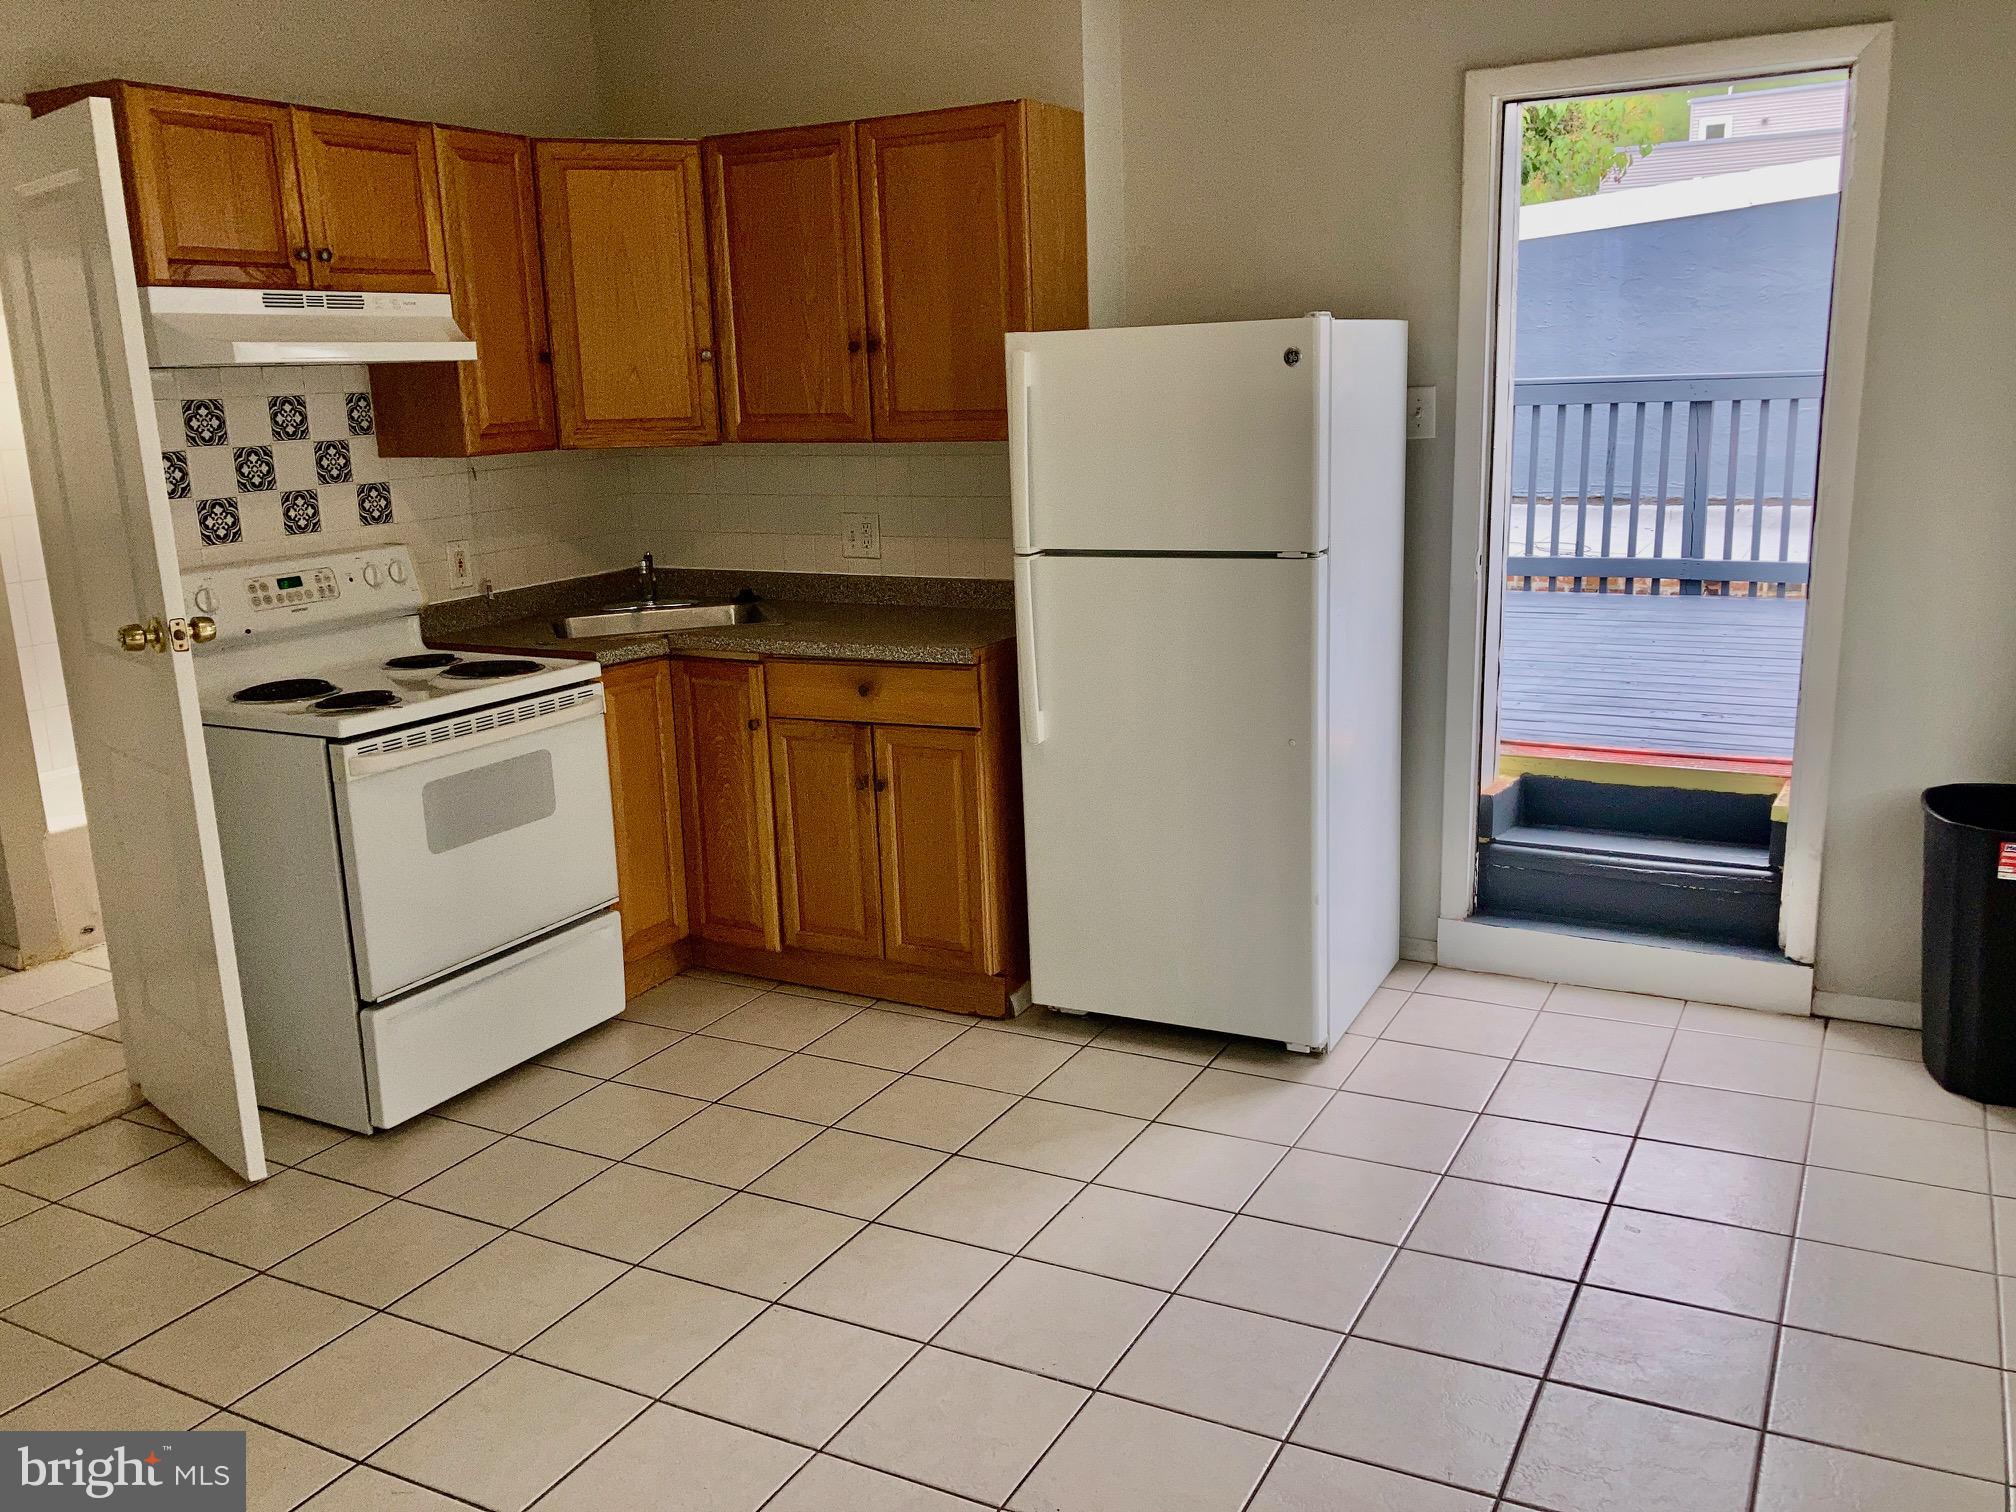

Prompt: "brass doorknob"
[118,619,164,653]
[189,615,218,644]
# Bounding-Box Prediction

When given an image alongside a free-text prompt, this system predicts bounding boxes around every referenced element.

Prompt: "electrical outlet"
[1406,386,1438,440]
[447,540,474,589]
[841,511,882,560]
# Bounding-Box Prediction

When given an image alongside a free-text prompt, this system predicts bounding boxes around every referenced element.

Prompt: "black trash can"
[1922,784,2016,1103]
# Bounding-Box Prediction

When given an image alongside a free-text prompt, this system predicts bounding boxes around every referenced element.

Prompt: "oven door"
[329,683,619,1001]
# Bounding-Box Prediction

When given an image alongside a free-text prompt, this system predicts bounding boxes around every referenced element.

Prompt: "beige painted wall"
[0,0,605,134]
[1111,0,2016,1003]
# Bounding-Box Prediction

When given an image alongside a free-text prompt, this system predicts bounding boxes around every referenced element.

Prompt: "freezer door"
[1008,317,1328,554]
[1015,553,1323,1044]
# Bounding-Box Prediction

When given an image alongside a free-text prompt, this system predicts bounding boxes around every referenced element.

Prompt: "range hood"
[142,287,477,367]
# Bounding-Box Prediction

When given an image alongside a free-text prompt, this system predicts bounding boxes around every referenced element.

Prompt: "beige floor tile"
[1343,1040,1507,1112]
[1009,1392,1273,1512]
[1554,1286,1777,1425]
[0,1362,210,1430]
[1023,1184,1228,1289]
[434,1062,600,1132]
[201,1414,349,1512]
[1094,1123,1284,1209]
[1420,966,1550,1010]
[1209,1036,1371,1087]
[20,982,118,1034]
[1638,1081,1813,1160]
[768,1455,988,1511]
[838,1075,1017,1151]
[270,1200,500,1308]
[724,1054,896,1124]
[535,1018,684,1078]
[0,1202,143,1308]
[0,959,108,1016]
[804,1007,967,1071]
[256,1111,349,1166]
[1753,1436,2005,1512]
[1107,1294,1337,1436]
[517,1081,704,1159]
[1661,1030,1821,1100]
[0,1186,41,1225]
[64,1142,249,1233]
[1515,1011,1672,1078]
[1293,1337,1534,1493]
[617,1035,787,1100]
[749,1129,946,1219]
[1347,986,1409,1037]
[1771,1328,2004,1480]
[298,1466,472,1510]
[1088,1020,1229,1065]
[832,1345,1085,1503]
[1385,994,1537,1058]
[1243,1148,1436,1243]
[1029,1046,1198,1118]
[913,1028,1079,1093]
[1818,1049,1986,1127]
[0,1118,179,1199]
[1180,1215,1391,1331]
[369,1355,647,1511]
[0,1105,75,1156]
[1587,1207,1791,1319]
[51,1070,139,1119]
[933,1257,1162,1387]
[234,1313,500,1458]
[1821,1020,1921,1062]
[704,993,862,1051]
[619,972,764,1031]
[1616,1139,1804,1232]
[1296,1089,1475,1171]
[1404,1176,1603,1279]
[390,1231,624,1350]
[519,1163,729,1262]
[785,1223,1003,1340]
[629,1103,821,1186]
[1807,1104,1989,1190]
[1797,1166,1994,1270]
[0,1034,125,1102]
[1542,983,1684,1027]
[645,1192,863,1298]
[521,1269,762,1395]
[405,1135,607,1226]
[112,1276,368,1405]
[3,1237,249,1355]
[1447,1114,1628,1201]
[1681,1001,1826,1045]
[1159,1068,1333,1143]
[1991,1130,2016,1196]
[960,1098,1144,1179]
[986,1004,1103,1045]
[1249,1444,1492,1511]
[766,980,876,1008]
[163,1168,384,1268]
[1483,1061,1652,1135]
[880,1156,1081,1252]
[1508,1383,1757,1512]
[1784,1239,2000,1365]
[0,1014,81,1067]
[0,1318,90,1413]
[539,1402,810,1512]
[1354,1249,1572,1374]
[299,1116,498,1195]
[667,1306,914,1448]
[1382,962,1431,992]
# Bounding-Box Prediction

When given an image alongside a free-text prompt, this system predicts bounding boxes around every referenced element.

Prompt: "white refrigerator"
[1008,314,1407,1051]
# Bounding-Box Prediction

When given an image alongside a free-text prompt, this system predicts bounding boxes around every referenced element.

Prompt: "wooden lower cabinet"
[770,719,883,958]
[670,659,782,952]
[875,726,989,974]
[600,660,690,996]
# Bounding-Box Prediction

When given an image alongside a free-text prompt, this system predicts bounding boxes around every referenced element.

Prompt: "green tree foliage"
[1521,96,1667,204]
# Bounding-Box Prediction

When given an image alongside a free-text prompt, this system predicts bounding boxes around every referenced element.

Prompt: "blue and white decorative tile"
[196,497,241,546]
[345,391,375,437]
[280,489,320,536]
[181,398,228,448]
[233,445,277,493]
[355,481,393,527]
[163,451,190,500]
[267,394,310,442]
[314,440,352,485]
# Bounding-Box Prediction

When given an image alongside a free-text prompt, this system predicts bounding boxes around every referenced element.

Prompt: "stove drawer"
[362,910,623,1127]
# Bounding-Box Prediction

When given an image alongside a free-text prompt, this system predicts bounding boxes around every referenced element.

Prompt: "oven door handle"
[332,689,605,783]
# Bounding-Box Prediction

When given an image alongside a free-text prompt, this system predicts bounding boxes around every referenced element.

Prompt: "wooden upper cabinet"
[770,718,882,958]
[601,660,689,988]
[857,100,1087,441]
[372,127,555,456]
[705,123,871,442]
[537,140,718,448]
[874,725,992,974]
[290,109,447,292]
[671,659,781,951]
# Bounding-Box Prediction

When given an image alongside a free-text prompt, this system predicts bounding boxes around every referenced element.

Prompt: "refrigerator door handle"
[1009,348,1035,553]
[1013,555,1046,745]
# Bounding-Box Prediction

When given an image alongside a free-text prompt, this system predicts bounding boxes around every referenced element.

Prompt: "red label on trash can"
[2000,842,2016,882]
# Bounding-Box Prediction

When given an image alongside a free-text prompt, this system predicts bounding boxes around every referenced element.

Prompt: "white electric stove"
[187,545,625,1132]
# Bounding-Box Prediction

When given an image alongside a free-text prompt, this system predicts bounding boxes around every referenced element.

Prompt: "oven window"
[421,750,557,854]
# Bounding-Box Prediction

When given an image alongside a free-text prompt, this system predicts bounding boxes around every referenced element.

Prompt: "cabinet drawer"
[765,660,980,728]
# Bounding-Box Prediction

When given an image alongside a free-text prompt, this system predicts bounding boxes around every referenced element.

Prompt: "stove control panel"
[183,545,422,641]
[246,566,340,610]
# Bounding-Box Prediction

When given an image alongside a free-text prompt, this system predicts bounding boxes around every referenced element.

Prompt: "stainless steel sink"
[553,601,759,638]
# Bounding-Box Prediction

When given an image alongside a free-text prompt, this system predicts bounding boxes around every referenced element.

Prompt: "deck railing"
[1506,371,1824,596]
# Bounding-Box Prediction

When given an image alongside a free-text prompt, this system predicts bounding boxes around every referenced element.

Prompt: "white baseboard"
[1399,936,1437,964]
[1813,991,1919,1028]
[1437,916,1813,1014]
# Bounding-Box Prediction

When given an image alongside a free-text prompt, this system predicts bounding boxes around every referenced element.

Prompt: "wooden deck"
[1499,592,1805,764]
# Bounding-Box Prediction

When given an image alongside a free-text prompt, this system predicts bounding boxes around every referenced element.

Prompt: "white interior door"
[0,101,265,1178]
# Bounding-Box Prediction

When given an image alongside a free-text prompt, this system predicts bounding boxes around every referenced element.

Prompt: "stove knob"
[192,585,218,614]
[387,559,408,585]
[362,563,382,588]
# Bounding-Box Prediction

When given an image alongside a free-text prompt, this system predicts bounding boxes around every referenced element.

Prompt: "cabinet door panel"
[705,124,870,442]
[291,109,447,292]
[602,661,688,969]
[537,141,717,448]
[858,103,1027,441]
[770,718,882,958]
[672,660,780,951]
[875,726,988,973]
[119,86,309,288]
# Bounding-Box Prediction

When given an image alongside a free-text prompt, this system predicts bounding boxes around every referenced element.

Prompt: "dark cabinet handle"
[847,338,862,354]
[873,777,888,793]
[855,774,869,791]
[315,247,334,263]
[746,717,760,731]
[865,334,882,354]
[537,350,552,365]
[293,247,310,262]
[856,681,873,697]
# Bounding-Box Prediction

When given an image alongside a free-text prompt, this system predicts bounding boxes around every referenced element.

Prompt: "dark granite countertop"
[422,568,1015,668]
